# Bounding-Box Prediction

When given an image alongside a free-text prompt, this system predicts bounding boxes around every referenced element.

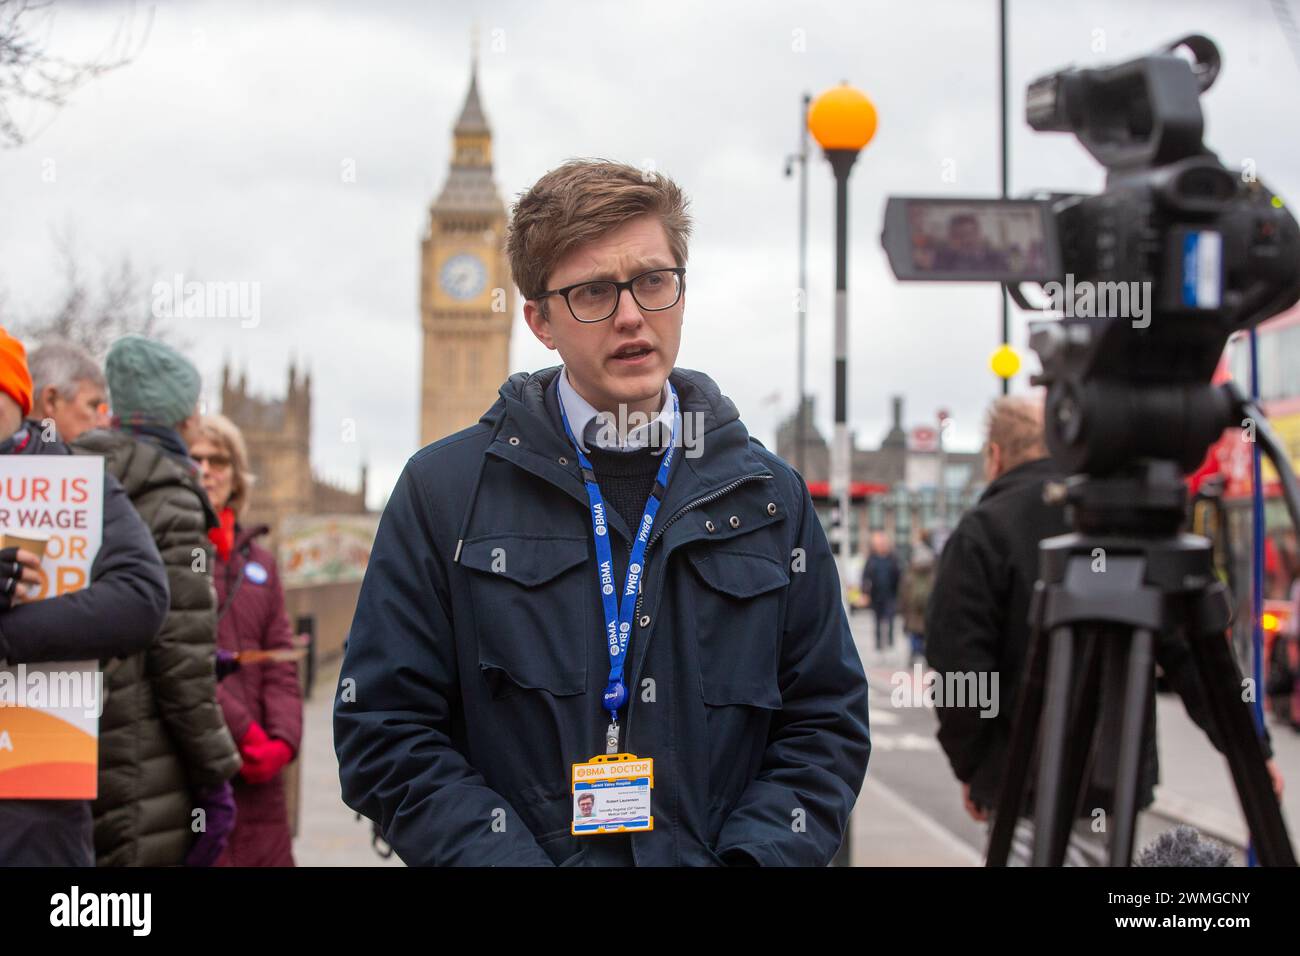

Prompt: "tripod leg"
[987,612,1051,866]
[1109,627,1154,866]
[1031,624,1081,866]
[1188,587,1296,866]
[1039,627,1103,865]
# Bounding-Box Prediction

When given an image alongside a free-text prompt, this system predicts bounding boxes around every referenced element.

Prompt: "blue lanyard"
[558,384,680,726]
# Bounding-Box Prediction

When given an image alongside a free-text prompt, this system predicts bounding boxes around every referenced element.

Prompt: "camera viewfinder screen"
[907,202,1052,280]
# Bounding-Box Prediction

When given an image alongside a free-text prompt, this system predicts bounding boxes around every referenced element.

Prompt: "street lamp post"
[785,93,812,476]
[809,82,876,870]
[999,0,1011,396]
[808,83,878,584]
[937,408,950,534]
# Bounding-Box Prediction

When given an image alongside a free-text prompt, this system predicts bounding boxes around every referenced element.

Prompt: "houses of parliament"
[219,53,510,664]
[227,51,513,533]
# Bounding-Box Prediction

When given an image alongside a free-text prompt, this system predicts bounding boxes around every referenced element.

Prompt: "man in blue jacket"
[861,532,902,652]
[335,159,870,866]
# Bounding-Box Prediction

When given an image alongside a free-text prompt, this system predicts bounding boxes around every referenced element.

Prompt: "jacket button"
[508,436,520,446]
[767,502,777,516]
[705,519,716,533]
[639,615,650,628]
[729,515,740,529]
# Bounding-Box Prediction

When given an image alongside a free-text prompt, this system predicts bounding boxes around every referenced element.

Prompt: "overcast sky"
[2,0,1296,507]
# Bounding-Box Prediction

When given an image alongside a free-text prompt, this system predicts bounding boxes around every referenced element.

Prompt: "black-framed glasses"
[536,267,685,323]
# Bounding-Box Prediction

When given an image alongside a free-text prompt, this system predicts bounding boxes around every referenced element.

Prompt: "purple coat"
[213,524,303,867]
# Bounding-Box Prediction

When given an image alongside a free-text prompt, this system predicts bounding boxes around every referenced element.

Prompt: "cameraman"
[925,394,1283,864]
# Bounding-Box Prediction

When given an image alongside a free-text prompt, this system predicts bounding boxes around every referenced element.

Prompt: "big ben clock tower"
[419,49,513,447]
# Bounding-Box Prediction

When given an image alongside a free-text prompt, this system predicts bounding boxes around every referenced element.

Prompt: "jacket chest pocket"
[459,535,591,699]
[685,546,789,709]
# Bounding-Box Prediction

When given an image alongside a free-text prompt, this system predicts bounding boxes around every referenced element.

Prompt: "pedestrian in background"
[925,394,1283,865]
[1271,534,1300,731]
[73,336,242,866]
[0,328,169,866]
[192,412,302,867]
[862,531,902,652]
[899,539,935,666]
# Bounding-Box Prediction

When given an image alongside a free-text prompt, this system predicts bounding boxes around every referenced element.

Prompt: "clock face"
[439,253,488,301]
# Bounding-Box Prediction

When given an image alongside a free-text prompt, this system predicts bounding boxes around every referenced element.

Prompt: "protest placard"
[0,455,105,799]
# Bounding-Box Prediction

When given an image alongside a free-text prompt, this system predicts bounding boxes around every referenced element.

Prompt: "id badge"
[571,753,654,835]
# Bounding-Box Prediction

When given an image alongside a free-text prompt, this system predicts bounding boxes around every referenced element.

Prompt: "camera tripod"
[986,381,1300,868]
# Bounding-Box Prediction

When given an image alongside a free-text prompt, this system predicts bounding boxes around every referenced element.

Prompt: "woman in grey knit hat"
[73,335,242,866]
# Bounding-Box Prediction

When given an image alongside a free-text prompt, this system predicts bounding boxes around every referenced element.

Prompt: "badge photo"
[571,753,654,836]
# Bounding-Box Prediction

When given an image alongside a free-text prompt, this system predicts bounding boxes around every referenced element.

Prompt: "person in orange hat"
[0,325,34,427]
[0,327,41,604]
[0,326,170,867]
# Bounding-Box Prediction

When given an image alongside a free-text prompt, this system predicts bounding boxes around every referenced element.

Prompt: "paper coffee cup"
[3,531,50,561]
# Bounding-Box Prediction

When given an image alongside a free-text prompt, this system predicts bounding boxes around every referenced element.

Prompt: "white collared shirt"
[557,367,672,455]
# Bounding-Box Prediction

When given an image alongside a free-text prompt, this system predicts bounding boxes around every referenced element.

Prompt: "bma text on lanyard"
[558,383,680,756]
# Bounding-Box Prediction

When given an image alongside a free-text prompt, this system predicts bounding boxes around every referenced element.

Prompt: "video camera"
[881,34,1300,867]
[882,34,1300,476]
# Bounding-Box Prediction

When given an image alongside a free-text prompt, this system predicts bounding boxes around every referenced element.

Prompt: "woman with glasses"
[192,413,303,867]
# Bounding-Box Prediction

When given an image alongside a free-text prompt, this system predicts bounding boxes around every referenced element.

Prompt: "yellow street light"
[990,343,1021,380]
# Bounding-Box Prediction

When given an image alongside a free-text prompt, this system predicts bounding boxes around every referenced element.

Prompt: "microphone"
[1135,825,1233,867]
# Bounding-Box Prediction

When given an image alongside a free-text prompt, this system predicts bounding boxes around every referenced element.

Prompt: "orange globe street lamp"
[809,82,875,870]
[808,83,877,578]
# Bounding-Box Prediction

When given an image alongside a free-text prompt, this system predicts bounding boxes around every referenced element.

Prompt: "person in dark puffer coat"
[75,337,241,866]
[193,413,302,867]
[0,328,170,867]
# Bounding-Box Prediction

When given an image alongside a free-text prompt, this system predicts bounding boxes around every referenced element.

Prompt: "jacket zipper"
[623,471,775,747]
[647,472,776,555]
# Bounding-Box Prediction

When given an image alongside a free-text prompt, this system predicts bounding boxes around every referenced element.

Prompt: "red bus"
[1191,305,1300,725]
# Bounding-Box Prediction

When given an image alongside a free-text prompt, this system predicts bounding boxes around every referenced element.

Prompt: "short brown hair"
[197,412,255,518]
[506,159,693,310]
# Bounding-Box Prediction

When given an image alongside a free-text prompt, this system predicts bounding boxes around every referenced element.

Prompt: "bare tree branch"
[0,0,151,148]
[8,225,188,360]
